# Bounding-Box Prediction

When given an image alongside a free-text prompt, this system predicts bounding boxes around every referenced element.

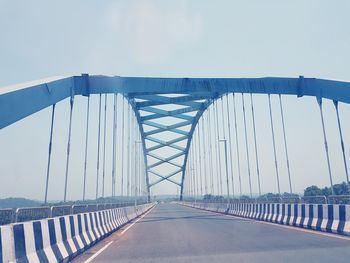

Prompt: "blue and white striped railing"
[0,203,154,263]
[182,202,350,236]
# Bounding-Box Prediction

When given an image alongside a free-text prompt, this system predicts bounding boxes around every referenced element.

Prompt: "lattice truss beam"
[128,93,219,190]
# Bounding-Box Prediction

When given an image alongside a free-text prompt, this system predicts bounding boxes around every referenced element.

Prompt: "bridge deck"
[75,203,350,263]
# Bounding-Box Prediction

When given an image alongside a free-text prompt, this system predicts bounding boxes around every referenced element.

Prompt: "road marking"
[82,205,156,263]
[120,205,156,235]
[83,241,113,263]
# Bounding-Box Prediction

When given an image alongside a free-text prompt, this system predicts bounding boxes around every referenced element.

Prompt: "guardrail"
[186,195,350,205]
[0,201,146,225]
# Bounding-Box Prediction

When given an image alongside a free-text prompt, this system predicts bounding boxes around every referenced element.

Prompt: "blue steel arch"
[129,92,222,201]
[1,75,350,200]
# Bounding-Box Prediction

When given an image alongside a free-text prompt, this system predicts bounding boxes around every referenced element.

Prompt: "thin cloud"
[101,0,203,64]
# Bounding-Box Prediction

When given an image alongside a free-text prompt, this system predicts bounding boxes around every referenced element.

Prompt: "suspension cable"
[333,100,350,192]
[64,95,75,202]
[207,107,214,194]
[138,134,142,198]
[317,98,334,195]
[187,151,191,198]
[197,123,203,197]
[95,94,102,200]
[220,97,230,199]
[201,117,208,195]
[112,94,118,197]
[134,128,138,205]
[215,100,223,195]
[193,138,198,201]
[279,94,292,194]
[250,94,261,196]
[121,96,125,196]
[193,145,197,198]
[268,94,281,195]
[102,94,107,198]
[226,94,235,197]
[44,103,56,204]
[232,93,242,197]
[191,146,195,197]
[82,96,90,201]
[212,103,220,195]
[127,103,131,197]
[242,93,253,198]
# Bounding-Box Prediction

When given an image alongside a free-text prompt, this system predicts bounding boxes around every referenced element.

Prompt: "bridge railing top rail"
[0,201,148,225]
[187,195,350,205]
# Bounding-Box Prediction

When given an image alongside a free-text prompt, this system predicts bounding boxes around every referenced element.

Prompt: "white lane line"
[83,205,156,263]
[83,241,113,263]
[120,205,156,235]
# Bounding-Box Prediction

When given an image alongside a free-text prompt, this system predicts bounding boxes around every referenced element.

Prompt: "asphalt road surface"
[75,203,350,263]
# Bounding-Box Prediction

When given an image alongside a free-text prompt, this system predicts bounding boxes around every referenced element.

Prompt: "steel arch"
[1,74,350,200]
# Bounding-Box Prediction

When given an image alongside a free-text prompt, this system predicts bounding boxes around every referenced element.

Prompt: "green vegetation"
[304,182,349,196]
[0,197,41,209]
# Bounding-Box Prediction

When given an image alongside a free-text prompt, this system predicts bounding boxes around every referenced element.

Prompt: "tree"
[304,185,323,196]
[333,182,350,195]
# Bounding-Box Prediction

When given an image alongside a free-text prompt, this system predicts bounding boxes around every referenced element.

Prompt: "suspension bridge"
[1,75,350,262]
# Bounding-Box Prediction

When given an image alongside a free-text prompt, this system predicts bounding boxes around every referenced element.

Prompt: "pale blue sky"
[0,0,350,200]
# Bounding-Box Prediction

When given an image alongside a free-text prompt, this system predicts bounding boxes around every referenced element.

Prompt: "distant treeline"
[202,182,350,200]
[0,197,41,209]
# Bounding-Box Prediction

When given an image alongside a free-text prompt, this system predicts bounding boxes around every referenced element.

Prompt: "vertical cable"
[64,95,74,202]
[121,97,125,196]
[127,103,131,197]
[192,146,196,198]
[190,145,193,198]
[268,94,281,195]
[250,94,261,196]
[132,115,136,199]
[112,94,117,197]
[102,94,107,198]
[215,100,223,195]
[242,93,253,198]
[197,124,203,196]
[193,138,198,201]
[232,93,242,197]
[95,94,102,200]
[138,137,142,198]
[134,138,138,205]
[44,104,56,204]
[212,103,220,195]
[317,98,334,194]
[201,117,208,195]
[207,107,214,194]
[83,96,90,201]
[221,97,230,198]
[279,95,292,194]
[333,101,350,191]
[226,94,235,197]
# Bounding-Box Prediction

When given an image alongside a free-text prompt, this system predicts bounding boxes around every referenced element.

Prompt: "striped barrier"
[182,202,350,237]
[0,203,154,263]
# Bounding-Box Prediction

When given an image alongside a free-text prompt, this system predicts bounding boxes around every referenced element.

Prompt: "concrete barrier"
[181,202,350,237]
[0,203,154,263]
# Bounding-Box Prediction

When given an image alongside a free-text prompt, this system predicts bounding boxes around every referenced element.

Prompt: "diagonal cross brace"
[148,169,182,187]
